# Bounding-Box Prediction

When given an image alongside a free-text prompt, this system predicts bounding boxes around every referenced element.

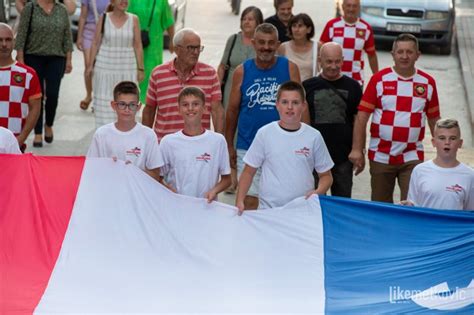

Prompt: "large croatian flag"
[1,154,473,314]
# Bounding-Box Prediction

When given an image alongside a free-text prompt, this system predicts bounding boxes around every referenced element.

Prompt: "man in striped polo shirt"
[349,34,441,203]
[142,28,224,142]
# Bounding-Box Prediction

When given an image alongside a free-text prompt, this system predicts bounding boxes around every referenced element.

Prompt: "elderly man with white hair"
[142,28,224,142]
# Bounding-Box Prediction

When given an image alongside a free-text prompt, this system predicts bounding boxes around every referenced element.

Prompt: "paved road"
[21,0,474,203]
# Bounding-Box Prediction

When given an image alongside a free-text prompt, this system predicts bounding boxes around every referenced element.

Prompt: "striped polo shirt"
[146,59,222,141]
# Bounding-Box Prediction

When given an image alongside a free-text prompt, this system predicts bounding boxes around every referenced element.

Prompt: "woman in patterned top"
[15,0,74,147]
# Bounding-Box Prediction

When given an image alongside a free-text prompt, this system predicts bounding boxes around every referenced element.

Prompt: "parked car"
[335,0,455,55]
[71,0,186,48]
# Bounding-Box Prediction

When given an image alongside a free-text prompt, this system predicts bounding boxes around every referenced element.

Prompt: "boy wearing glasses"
[87,81,163,181]
[401,119,474,210]
[159,86,231,202]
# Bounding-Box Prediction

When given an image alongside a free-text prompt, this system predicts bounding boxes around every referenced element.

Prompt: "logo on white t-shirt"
[295,147,310,157]
[446,184,463,194]
[196,152,211,163]
[126,147,141,157]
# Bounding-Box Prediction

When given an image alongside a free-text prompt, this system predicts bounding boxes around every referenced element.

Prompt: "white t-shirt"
[159,130,231,198]
[87,123,163,171]
[408,160,474,210]
[244,122,334,209]
[0,127,21,154]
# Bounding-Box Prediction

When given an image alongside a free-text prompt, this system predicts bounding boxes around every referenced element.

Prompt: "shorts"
[237,149,261,197]
[81,23,96,50]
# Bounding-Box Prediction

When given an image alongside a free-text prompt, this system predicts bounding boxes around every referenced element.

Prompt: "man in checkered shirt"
[319,0,379,86]
[0,23,41,152]
[349,33,441,203]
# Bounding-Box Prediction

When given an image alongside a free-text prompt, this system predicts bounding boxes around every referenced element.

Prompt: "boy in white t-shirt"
[87,81,163,181]
[236,81,334,213]
[402,119,474,210]
[159,87,231,202]
[0,127,21,154]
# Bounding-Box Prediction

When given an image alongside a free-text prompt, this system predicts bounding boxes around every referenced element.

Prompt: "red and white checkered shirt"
[0,62,41,136]
[359,67,440,165]
[319,17,376,86]
[146,59,221,142]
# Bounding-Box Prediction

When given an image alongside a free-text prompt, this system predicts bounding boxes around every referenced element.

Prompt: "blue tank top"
[237,56,290,150]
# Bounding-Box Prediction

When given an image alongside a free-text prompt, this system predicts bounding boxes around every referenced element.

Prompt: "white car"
[335,0,456,55]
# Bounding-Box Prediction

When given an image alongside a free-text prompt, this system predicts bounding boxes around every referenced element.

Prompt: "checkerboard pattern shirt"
[146,60,221,142]
[0,62,41,136]
[359,67,440,165]
[319,17,376,86]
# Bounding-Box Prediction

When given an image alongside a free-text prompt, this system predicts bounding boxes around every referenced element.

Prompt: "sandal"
[79,98,92,110]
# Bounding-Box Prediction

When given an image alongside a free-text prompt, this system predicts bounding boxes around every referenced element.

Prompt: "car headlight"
[425,11,449,20]
[362,6,384,17]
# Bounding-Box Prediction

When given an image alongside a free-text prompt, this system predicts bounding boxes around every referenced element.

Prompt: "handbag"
[141,30,150,48]
[221,33,238,95]
[141,0,157,48]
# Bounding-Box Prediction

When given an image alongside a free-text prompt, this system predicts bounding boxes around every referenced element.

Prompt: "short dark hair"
[113,81,140,100]
[277,81,306,101]
[254,23,279,38]
[392,33,419,51]
[287,13,315,40]
[240,6,264,26]
[178,86,206,104]
[273,0,293,10]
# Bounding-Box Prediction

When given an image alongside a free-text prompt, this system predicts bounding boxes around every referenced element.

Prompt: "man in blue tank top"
[225,23,305,210]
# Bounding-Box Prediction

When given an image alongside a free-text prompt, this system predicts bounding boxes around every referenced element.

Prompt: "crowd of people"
[1,0,473,211]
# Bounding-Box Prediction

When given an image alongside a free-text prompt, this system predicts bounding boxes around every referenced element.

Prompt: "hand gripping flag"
[0,154,473,314]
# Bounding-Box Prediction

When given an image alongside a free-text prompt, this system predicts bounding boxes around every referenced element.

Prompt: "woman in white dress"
[87,0,144,128]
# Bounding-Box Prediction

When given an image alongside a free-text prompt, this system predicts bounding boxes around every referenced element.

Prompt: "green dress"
[128,0,174,103]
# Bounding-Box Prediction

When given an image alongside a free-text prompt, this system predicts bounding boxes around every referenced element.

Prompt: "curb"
[456,4,474,131]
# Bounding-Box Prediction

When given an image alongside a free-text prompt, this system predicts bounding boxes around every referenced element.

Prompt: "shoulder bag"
[221,33,238,95]
[141,0,157,48]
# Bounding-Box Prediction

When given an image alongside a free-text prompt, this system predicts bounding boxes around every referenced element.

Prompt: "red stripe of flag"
[0,154,85,314]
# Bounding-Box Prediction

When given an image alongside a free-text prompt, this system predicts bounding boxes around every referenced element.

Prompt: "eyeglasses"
[177,45,205,53]
[114,101,140,111]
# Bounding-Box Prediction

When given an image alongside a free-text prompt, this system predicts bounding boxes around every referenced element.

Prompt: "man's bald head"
[0,22,15,65]
[319,42,343,59]
[0,23,13,35]
[318,42,344,81]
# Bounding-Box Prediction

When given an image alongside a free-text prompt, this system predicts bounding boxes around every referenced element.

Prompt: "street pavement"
[17,0,474,204]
